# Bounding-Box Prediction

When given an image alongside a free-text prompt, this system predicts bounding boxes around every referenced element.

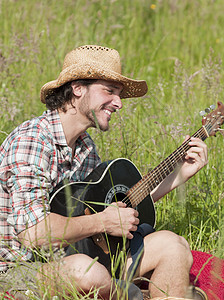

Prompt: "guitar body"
[50,158,156,257]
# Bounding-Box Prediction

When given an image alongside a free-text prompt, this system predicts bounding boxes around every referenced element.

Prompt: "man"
[0,45,208,299]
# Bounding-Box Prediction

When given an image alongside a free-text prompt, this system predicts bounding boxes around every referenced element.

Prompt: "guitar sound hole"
[112,192,126,203]
[111,193,131,207]
[104,184,130,208]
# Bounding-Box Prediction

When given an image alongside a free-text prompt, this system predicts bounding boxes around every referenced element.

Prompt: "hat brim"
[40,63,148,103]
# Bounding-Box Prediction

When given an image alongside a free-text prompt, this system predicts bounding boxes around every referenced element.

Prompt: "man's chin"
[98,123,109,131]
[89,113,110,131]
[100,126,109,132]
[91,122,109,132]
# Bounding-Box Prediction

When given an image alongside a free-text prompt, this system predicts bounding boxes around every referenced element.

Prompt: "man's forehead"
[101,80,123,90]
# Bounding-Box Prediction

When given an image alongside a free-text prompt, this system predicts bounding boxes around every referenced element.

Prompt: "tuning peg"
[199,110,206,116]
[205,107,211,113]
[200,104,216,116]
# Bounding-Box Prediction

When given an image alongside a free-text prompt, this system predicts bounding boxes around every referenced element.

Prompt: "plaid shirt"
[0,110,101,271]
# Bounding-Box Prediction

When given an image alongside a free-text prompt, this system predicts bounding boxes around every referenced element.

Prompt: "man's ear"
[71,81,84,97]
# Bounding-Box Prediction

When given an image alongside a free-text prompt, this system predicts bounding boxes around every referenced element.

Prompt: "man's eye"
[107,89,113,94]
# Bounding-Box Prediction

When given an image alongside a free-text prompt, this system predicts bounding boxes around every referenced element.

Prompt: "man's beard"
[89,110,110,132]
[80,103,109,132]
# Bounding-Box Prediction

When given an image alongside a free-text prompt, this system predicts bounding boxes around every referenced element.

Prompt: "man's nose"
[112,95,123,110]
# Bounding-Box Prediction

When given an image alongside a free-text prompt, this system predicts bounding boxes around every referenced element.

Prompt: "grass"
[1,0,224,298]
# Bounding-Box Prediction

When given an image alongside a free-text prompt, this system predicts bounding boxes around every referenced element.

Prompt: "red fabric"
[1,292,15,299]
[190,250,224,300]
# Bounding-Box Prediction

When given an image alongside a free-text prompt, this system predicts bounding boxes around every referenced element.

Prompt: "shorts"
[66,223,155,279]
[0,261,43,300]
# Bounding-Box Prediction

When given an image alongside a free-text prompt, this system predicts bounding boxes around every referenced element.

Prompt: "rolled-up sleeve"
[2,135,55,234]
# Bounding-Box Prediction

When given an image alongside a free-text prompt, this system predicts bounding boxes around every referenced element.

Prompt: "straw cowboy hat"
[40,45,148,103]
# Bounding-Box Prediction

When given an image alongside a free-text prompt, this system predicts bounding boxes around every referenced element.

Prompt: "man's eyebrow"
[107,83,123,90]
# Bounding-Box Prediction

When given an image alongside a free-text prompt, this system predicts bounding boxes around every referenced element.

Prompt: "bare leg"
[37,254,113,299]
[126,230,193,298]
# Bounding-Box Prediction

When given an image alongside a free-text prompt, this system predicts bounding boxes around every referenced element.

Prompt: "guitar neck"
[128,126,209,208]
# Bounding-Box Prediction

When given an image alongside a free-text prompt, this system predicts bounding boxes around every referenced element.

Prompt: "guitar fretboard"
[127,126,209,208]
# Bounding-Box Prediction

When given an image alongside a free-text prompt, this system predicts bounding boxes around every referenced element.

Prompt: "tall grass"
[1,0,224,298]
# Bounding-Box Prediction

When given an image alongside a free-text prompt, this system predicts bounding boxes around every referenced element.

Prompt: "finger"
[187,146,204,155]
[187,145,207,160]
[126,224,138,239]
[131,224,138,232]
[130,213,139,227]
[185,152,200,161]
[188,139,207,156]
[124,207,139,217]
[135,217,140,225]
[189,137,207,146]
[116,201,127,208]
[133,209,139,217]
[127,232,134,239]
[189,139,208,154]
[132,218,140,226]
[185,151,207,164]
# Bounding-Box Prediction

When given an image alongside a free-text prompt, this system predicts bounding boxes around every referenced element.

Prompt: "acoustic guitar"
[50,101,224,256]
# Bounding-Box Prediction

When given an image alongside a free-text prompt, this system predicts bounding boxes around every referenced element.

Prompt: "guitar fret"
[154,166,164,182]
[128,125,211,208]
[160,160,171,176]
[152,168,162,185]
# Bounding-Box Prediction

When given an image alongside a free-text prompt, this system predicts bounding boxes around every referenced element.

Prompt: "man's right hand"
[100,201,139,239]
[18,202,140,249]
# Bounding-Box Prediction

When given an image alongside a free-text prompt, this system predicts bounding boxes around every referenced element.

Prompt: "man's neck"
[58,107,89,150]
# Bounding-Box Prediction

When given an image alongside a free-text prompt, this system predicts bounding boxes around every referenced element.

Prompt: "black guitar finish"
[50,158,156,226]
[50,158,156,257]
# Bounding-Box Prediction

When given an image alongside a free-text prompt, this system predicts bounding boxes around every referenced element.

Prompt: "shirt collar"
[43,109,67,146]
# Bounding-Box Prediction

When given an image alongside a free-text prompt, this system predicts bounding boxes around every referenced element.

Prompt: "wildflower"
[25,290,34,297]
[150,4,156,10]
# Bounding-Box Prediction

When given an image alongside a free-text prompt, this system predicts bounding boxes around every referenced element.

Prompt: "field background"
[1,0,223,266]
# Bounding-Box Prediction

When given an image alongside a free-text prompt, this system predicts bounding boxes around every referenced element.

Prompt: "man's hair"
[45,79,97,111]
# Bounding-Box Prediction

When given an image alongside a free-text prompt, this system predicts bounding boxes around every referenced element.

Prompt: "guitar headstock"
[201,101,224,137]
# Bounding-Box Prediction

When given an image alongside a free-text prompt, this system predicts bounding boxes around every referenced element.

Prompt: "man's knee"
[157,231,193,266]
[144,230,193,267]
[61,254,112,292]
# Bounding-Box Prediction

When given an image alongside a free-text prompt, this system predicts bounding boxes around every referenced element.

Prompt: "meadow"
[1,0,224,298]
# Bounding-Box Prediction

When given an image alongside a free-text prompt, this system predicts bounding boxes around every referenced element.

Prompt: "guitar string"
[132,128,209,207]
[119,119,215,208]
[124,130,207,207]
[121,128,206,207]
[129,117,218,207]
